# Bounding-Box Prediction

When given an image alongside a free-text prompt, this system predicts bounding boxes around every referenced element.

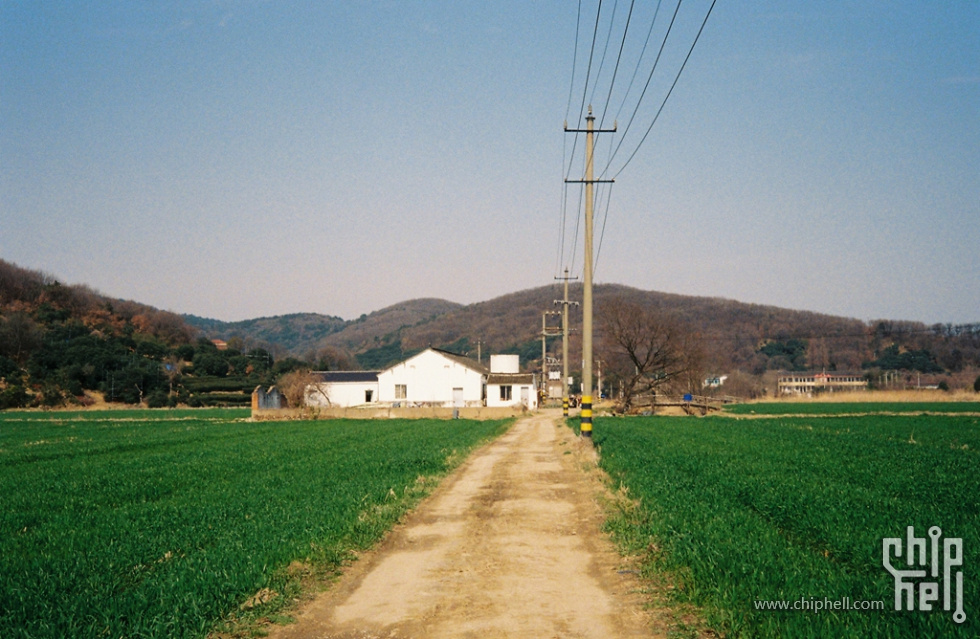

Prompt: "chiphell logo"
[883,526,965,624]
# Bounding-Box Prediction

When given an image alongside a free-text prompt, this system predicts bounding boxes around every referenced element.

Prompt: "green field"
[0,409,511,638]
[593,412,979,638]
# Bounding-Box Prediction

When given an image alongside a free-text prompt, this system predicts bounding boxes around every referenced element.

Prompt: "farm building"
[377,347,488,407]
[486,373,538,409]
[302,348,541,411]
[485,354,538,410]
[306,371,379,408]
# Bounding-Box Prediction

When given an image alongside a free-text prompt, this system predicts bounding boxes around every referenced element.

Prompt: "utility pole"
[565,106,615,439]
[554,268,578,418]
[541,311,562,399]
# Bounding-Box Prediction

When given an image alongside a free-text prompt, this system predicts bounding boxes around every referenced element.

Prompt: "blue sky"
[2,1,977,324]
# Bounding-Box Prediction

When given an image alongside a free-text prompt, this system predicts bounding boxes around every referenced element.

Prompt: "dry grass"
[753,389,978,404]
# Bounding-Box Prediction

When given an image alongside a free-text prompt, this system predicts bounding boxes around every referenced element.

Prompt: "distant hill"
[183,312,348,356]
[4,256,978,405]
[185,282,980,383]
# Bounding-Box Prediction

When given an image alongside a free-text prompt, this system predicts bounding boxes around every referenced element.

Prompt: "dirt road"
[267,411,662,638]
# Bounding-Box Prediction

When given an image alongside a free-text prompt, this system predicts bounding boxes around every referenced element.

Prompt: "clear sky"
[2,2,977,324]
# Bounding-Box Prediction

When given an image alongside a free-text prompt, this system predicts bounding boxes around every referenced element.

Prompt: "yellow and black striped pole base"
[562,396,569,417]
[580,394,592,438]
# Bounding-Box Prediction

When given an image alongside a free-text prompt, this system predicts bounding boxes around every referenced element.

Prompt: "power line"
[598,0,637,131]
[588,0,621,109]
[600,0,684,178]
[610,0,718,178]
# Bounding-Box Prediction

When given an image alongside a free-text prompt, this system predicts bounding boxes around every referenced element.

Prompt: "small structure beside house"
[486,373,537,409]
[252,385,285,410]
[484,353,537,410]
[306,371,379,408]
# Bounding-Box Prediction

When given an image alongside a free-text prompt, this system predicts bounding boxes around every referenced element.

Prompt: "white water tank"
[490,354,519,374]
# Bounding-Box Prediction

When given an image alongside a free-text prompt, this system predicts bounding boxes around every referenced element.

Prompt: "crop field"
[594,411,979,638]
[0,409,511,638]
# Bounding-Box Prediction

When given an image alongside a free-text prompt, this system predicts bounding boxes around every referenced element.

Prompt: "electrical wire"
[598,0,637,131]
[610,0,718,178]
[589,0,620,109]
[600,0,684,178]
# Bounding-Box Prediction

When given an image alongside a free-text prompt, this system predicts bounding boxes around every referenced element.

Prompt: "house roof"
[430,347,489,374]
[486,373,535,385]
[312,371,379,383]
[384,347,488,375]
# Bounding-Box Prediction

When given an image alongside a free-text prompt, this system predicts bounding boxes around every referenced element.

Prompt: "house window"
[395,384,407,399]
[365,390,373,403]
[500,385,512,401]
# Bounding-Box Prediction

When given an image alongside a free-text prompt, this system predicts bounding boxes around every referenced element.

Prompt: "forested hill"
[4,256,979,408]
[0,259,302,409]
[188,281,980,382]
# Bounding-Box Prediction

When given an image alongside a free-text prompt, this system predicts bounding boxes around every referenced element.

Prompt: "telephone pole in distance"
[554,267,578,418]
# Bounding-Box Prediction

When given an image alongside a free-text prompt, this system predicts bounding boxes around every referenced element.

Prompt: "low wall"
[251,405,529,421]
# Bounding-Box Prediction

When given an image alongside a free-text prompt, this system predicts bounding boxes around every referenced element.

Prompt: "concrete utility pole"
[554,268,578,417]
[541,311,562,398]
[565,106,615,438]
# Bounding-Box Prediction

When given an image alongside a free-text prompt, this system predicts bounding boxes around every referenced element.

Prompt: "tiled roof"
[312,371,379,383]
[429,348,489,374]
[486,373,535,385]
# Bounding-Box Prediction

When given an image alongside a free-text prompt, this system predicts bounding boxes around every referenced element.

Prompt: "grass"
[0,409,511,638]
[591,412,979,638]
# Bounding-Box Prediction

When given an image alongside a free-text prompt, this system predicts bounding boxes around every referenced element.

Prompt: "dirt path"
[266,410,664,639]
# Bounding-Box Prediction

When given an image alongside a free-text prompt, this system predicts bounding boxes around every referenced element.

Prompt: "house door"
[453,387,464,407]
[520,386,529,408]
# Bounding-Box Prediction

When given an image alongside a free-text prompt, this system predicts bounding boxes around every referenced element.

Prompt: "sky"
[2,1,978,325]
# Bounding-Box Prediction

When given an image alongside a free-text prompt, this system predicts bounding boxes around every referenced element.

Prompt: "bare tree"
[599,298,703,413]
[276,369,330,408]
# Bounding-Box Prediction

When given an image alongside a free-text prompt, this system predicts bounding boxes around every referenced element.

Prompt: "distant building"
[703,375,728,388]
[777,372,866,396]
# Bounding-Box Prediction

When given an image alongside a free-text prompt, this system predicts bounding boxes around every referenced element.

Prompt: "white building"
[486,373,538,409]
[306,371,379,408]
[376,347,488,407]
[485,353,537,410]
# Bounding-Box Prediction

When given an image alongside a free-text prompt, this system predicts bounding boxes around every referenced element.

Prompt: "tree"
[275,369,328,408]
[599,298,704,413]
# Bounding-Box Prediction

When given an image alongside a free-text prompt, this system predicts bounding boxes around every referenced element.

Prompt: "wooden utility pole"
[554,268,578,417]
[565,107,615,438]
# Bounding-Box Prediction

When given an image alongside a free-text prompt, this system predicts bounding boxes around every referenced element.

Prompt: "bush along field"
[0,409,512,639]
[593,412,979,638]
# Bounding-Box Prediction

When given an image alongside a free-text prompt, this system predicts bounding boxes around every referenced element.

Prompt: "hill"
[4,256,978,406]
[0,258,303,409]
[188,281,980,392]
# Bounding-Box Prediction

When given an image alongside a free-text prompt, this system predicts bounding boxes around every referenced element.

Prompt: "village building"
[777,372,867,396]
[305,371,379,408]
[485,354,538,410]
[304,348,540,411]
[377,347,488,407]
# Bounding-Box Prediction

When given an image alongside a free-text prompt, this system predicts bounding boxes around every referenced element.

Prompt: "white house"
[376,347,488,407]
[306,371,379,408]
